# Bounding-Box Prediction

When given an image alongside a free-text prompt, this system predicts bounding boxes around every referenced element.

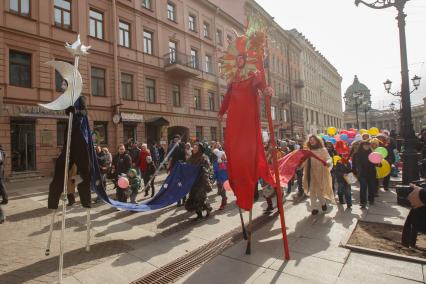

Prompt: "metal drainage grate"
[131,212,278,284]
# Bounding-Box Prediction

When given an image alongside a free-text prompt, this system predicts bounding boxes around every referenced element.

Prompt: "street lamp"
[383,75,422,96]
[344,92,364,129]
[362,100,371,129]
[356,0,421,184]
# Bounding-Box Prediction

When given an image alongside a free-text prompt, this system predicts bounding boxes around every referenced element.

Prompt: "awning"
[145,117,170,127]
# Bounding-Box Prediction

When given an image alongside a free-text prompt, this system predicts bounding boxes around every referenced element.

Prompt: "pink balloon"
[347,131,356,138]
[340,130,348,135]
[223,180,233,192]
[368,152,383,164]
[334,134,341,141]
[118,177,129,189]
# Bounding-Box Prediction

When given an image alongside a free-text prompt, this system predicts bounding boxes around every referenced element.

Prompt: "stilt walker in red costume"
[218,21,290,259]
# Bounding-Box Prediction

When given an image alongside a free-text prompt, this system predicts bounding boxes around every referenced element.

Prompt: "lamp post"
[363,101,371,129]
[344,92,364,129]
[355,0,422,184]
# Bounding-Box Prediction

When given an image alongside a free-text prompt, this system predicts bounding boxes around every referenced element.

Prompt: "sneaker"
[311,209,319,215]
[347,205,352,210]
[322,204,327,212]
[205,206,212,218]
[264,205,274,213]
[0,199,8,205]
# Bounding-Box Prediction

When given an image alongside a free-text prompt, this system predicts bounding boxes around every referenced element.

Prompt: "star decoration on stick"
[65,34,91,56]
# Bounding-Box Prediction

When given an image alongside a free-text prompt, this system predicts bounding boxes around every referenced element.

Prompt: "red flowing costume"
[219,71,274,211]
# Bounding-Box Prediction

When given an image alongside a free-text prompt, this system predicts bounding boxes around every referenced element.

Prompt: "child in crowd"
[144,156,156,197]
[128,169,141,203]
[213,149,228,210]
[334,156,353,209]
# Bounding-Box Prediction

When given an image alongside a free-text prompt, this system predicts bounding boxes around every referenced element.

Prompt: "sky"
[256,0,426,110]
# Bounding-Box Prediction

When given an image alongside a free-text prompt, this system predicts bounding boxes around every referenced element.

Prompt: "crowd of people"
[0,127,425,224]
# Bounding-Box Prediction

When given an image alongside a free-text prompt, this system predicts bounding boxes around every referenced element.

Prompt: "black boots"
[67,193,75,206]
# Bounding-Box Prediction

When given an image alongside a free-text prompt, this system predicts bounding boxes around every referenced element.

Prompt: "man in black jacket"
[112,144,132,202]
[402,183,426,247]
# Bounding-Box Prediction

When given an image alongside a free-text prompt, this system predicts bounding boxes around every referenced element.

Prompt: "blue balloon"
[323,135,330,140]
[329,138,336,144]
[341,134,349,141]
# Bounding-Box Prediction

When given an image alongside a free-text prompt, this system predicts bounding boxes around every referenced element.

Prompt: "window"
[57,121,67,146]
[283,109,288,122]
[10,0,30,16]
[54,59,71,92]
[196,126,203,141]
[91,67,105,97]
[205,54,212,73]
[54,0,71,29]
[9,50,31,88]
[316,111,319,125]
[93,121,108,145]
[145,78,156,103]
[227,34,232,43]
[310,110,314,123]
[167,2,175,21]
[121,73,133,100]
[143,30,153,54]
[211,127,217,141]
[203,22,210,38]
[142,0,151,9]
[194,89,201,110]
[306,109,309,122]
[119,20,130,47]
[188,14,196,31]
[172,84,181,107]
[168,41,177,63]
[123,123,137,143]
[89,9,103,39]
[216,29,223,45]
[190,49,198,69]
[208,92,215,111]
[271,106,277,120]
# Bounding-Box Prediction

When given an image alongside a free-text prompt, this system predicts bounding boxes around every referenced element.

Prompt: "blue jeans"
[337,182,352,206]
[359,176,376,205]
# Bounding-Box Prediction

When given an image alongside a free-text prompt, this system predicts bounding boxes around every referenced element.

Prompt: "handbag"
[343,172,357,184]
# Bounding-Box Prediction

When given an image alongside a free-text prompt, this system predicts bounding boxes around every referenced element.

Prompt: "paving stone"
[252,269,322,284]
[339,252,424,283]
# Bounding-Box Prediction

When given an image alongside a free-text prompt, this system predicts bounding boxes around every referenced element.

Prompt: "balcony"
[164,52,201,78]
[295,79,305,89]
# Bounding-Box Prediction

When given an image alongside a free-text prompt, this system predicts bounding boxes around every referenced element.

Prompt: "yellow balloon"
[376,160,391,179]
[360,129,368,135]
[327,127,337,136]
[369,127,379,136]
[333,155,342,166]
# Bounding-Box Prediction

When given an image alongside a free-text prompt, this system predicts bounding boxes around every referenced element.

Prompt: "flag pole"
[261,35,290,260]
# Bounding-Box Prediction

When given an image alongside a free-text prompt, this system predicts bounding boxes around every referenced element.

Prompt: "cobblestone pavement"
[0,172,233,284]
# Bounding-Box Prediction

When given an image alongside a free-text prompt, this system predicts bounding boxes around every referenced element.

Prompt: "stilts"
[85,208,91,252]
[245,210,253,255]
[45,210,56,256]
[238,208,248,240]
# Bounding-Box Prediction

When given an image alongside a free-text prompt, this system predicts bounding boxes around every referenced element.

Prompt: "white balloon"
[39,60,82,110]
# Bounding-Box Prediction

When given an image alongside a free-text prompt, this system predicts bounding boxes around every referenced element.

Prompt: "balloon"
[333,155,342,166]
[354,134,362,141]
[329,138,336,144]
[368,152,383,164]
[369,127,380,136]
[349,128,356,132]
[323,135,330,141]
[347,131,356,139]
[118,176,129,189]
[340,130,348,135]
[335,141,349,155]
[327,127,337,136]
[340,134,348,141]
[223,180,233,191]
[347,138,355,145]
[334,134,341,141]
[376,160,391,179]
[375,147,388,159]
[360,129,368,135]
[318,133,324,138]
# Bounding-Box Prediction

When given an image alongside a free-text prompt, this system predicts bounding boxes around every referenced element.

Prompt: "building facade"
[0,0,244,177]
[290,30,343,136]
[344,75,425,134]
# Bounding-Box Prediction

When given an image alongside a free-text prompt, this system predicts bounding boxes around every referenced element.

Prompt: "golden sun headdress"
[220,20,267,83]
